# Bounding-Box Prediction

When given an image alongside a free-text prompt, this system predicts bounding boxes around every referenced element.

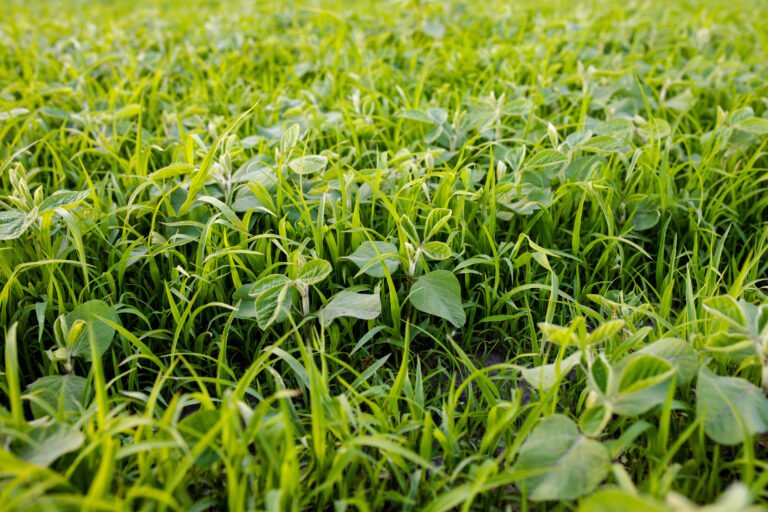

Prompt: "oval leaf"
[26,375,88,419]
[343,241,400,278]
[421,241,452,261]
[66,300,121,361]
[704,296,747,329]
[38,190,89,213]
[512,414,610,501]
[696,367,768,445]
[409,270,465,328]
[297,259,332,286]
[321,290,382,327]
[0,209,37,241]
[288,155,328,175]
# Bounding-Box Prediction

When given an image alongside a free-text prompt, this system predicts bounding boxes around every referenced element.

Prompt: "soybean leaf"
[17,425,84,468]
[578,488,667,512]
[538,322,580,347]
[612,355,674,416]
[343,241,400,278]
[0,209,37,240]
[399,215,420,245]
[579,405,612,437]
[66,300,121,361]
[251,275,294,330]
[296,259,332,286]
[421,241,452,261]
[521,351,581,391]
[704,296,747,329]
[288,155,328,175]
[280,123,301,155]
[578,135,631,154]
[409,270,465,328]
[622,337,698,385]
[587,320,625,345]
[618,355,674,395]
[524,149,568,176]
[734,118,768,135]
[512,414,610,501]
[26,375,88,419]
[38,190,89,213]
[705,332,755,357]
[424,208,452,240]
[232,283,258,319]
[696,367,768,445]
[321,290,381,327]
[589,355,613,396]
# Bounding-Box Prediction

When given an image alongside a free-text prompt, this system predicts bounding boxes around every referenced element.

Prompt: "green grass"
[1,0,768,509]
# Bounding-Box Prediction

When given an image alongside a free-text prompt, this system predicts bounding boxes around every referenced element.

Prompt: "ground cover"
[1,0,768,509]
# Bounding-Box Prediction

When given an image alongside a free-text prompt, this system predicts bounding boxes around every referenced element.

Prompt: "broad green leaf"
[512,414,610,501]
[587,320,625,345]
[564,155,606,181]
[705,333,756,359]
[232,283,258,319]
[409,270,465,327]
[397,109,435,124]
[424,208,452,240]
[579,404,612,437]
[66,300,121,361]
[0,209,36,240]
[637,118,671,140]
[592,118,634,139]
[628,200,660,231]
[629,337,698,385]
[612,355,674,416]
[250,275,294,329]
[297,259,332,286]
[704,296,747,329]
[231,156,277,185]
[696,367,768,445]
[521,351,581,391]
[618,355,674,394]
[17,425,84,468]
[320,290,381,327]
[502,145,526,171]
[26,375,88,419]
[249,274,290,296]
[399,215,420,245]
[590,355,613,396]
[579,488,667,512]
[665,482,754,512]
[280,123,301,155]
[538,322,579,346]
[496,183,554,216]
[663,88,697,112]
[255,283,294,330]
[579,135,631,154]
[38,190,89,213]
[734,118,768,135]
[421,241,452,261]
[288,155,328,175]
[524,149,568,175]
[343,241,400,278]
[232,187,267,213]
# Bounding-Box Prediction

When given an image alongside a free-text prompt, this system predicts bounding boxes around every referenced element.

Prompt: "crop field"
[1,0,768,509]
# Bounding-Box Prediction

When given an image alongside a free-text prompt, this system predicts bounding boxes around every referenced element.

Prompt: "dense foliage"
[1,0,768,509]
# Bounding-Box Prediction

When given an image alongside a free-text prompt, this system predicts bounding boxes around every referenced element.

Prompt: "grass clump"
[1,0,768,510]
